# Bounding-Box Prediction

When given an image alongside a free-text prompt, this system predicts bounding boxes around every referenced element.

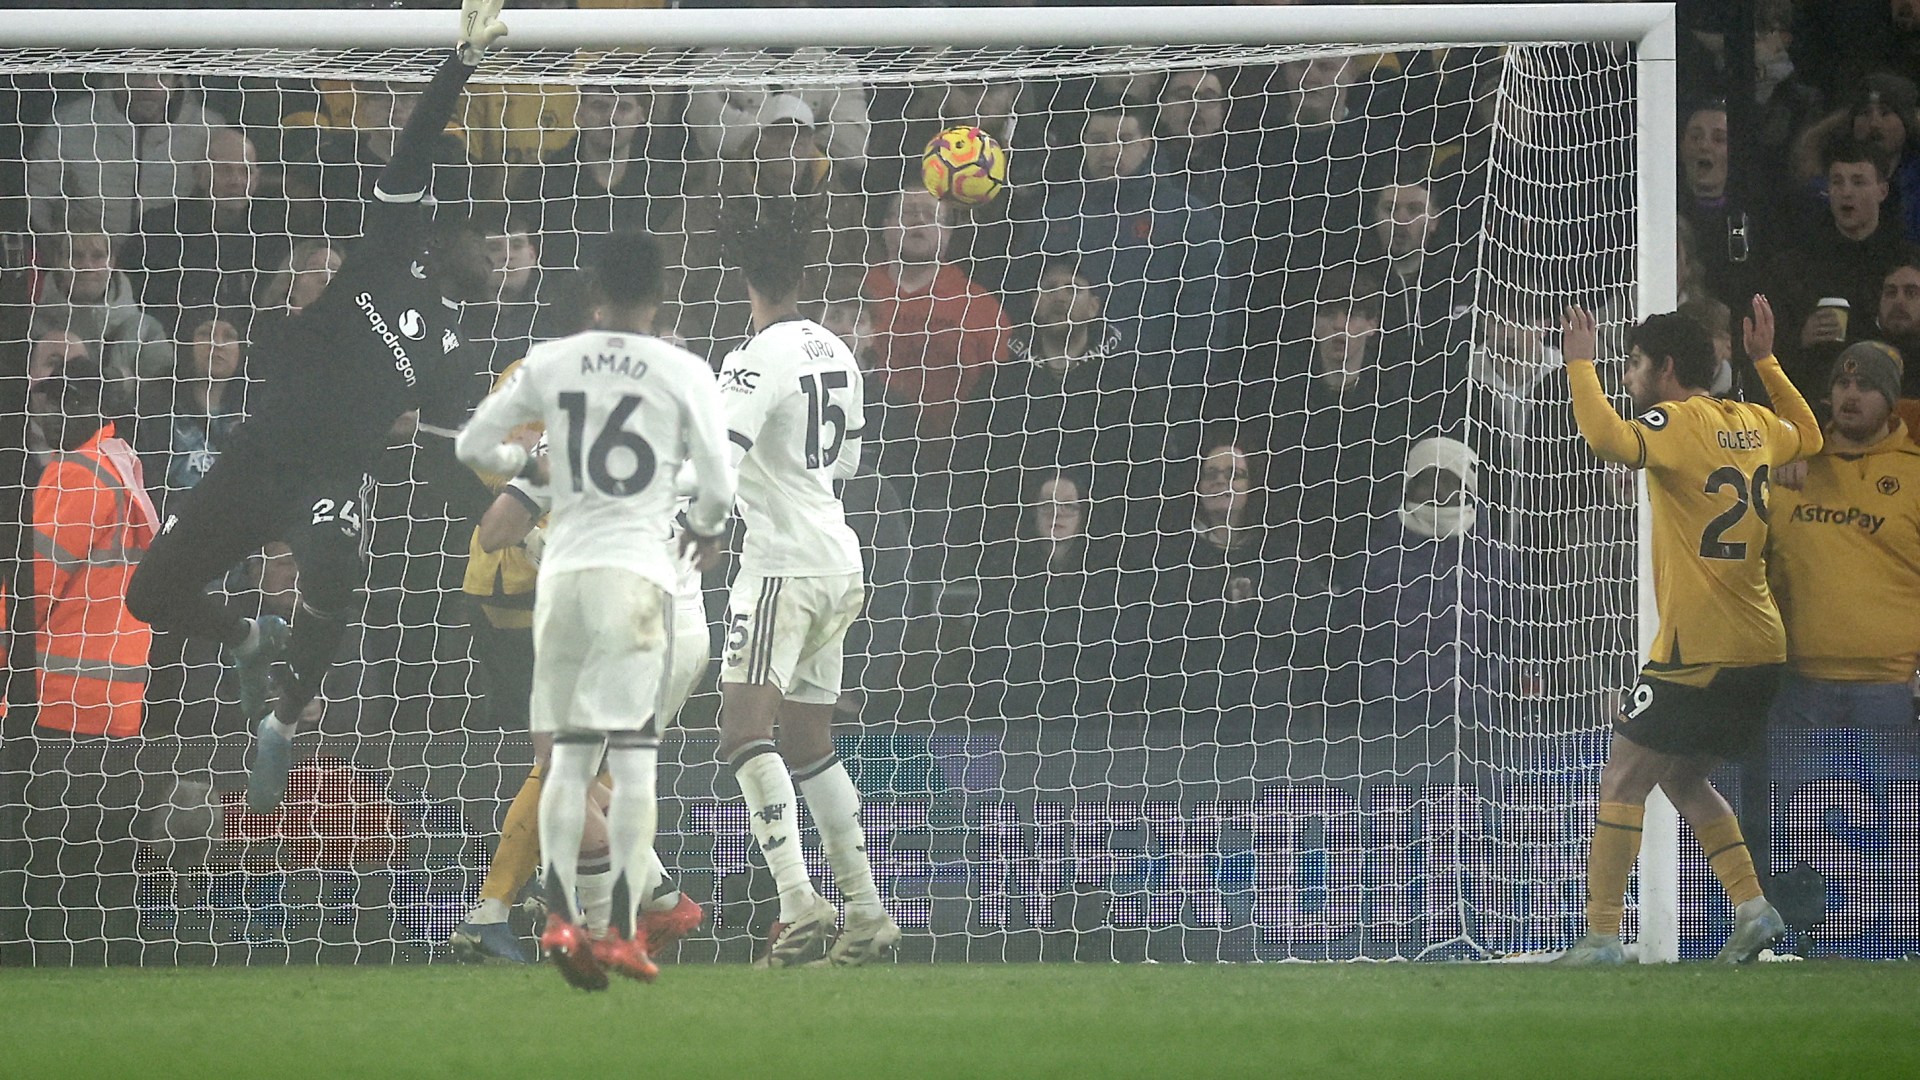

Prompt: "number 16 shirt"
[719,318,866,579]
[1569,355,1822,674]
[461,330,734,595]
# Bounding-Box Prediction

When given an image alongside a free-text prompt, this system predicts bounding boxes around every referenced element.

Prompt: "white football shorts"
[530,567,670,734]
[720,572,864,705]
[658,590,711,729]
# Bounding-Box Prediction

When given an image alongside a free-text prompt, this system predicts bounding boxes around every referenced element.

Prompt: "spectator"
[1117,430,1291,720]
[670,101,845,361]
[467,206,559,373]
[684,65,871,184]
[1460,293,1567,542]
[1795,72,1920,244]
[145,311,247,498]
[1355,169,1471,362]
[253,239,342,317]
[1875,257,1920,394]
[1225,280,1391,435]
[1237,57,1369,345]
[1033,97,1228,386]
[1677,296,1738,396]
[124,125,289,333]
[24,72,224,236]
[25,329,95,470]
[1677,0,1822,191]
[818,294,876,368]
[1264,276,1439,596]
[1334,436,1512,732]
[949,258,1190,556]
[970,469,1121,721]
[459,80,581,170]
[522,84,680,274]
[1155,68,1266,353]
[1677,101,1772,304]
[1850,73,1920,244]
[1676,215,1712,307]
[32,227,175,416]
[1779,137,1910,382]
[140,311,256,738]
[861,186,1012,442]
[27,358,158,738]
[1768,341,1920,729]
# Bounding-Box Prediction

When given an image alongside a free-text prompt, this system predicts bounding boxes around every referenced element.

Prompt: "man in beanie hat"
[1847,72,1920,244]
[1767,339,1920,729]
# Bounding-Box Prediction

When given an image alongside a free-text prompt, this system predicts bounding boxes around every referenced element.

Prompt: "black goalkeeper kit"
[127,50,487,712]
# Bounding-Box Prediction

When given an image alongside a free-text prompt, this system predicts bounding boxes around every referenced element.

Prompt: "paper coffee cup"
[1816,297,1850,338]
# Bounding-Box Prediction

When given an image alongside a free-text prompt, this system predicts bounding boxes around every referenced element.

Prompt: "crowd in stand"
[6,0,1920,744]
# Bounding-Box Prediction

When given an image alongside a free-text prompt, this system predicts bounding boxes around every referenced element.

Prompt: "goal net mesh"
[0,33,1645,964]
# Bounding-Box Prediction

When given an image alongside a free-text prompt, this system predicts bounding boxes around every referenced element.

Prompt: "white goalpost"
[0,3,1679,965]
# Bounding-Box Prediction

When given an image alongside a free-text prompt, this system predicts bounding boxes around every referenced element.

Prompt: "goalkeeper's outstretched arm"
[376,0,507,202]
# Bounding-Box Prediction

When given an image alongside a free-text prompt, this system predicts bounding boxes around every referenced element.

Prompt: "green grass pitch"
[3,962,1917,1079]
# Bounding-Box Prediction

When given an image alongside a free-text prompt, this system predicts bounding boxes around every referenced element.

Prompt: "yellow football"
[922,125,1009,207]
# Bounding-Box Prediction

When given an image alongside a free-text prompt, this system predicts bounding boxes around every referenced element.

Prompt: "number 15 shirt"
[460,330,734,596]
[719,318,866,579]
[1569,355,1822,677]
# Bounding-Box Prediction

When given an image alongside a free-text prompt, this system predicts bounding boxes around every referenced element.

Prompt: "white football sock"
[575,862,613,937]
[466,897,510,925]
[603,740,660,939]
[538,736,599,924]
[732,742,812,921]
[638,847,682,914]
[796,754,884,920]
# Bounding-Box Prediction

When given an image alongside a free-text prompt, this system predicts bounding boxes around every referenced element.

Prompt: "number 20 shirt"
[719,318,866,579]
[462,330,734,595]
[1568,354,1822,677]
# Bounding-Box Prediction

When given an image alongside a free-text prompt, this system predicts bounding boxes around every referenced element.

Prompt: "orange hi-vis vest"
[31,424,158,737]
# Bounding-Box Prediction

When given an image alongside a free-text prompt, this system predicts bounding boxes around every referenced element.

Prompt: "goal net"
[1,6,1685,965]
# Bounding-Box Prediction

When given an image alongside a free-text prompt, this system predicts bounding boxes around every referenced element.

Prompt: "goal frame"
[8,2,1682,962]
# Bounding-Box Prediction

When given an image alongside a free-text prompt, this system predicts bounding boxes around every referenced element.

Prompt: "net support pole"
[1632,7,1682,965]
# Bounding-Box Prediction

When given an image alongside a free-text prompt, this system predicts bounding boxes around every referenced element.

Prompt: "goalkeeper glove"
[458,0,508,65]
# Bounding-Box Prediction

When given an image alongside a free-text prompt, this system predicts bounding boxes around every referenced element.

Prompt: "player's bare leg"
[781,700,899,966]
[721,682,834,967]
[1660,756,1783,962]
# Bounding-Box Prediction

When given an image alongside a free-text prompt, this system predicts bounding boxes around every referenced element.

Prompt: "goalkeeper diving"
[125,0,512,813]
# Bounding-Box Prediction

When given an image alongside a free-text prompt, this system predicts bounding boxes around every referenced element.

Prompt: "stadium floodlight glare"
[1,3,1678,965]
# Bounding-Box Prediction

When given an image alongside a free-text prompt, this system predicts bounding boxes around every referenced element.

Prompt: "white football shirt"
[457,329,734,594]
[511,479,705,612]
[718,317,866,578]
